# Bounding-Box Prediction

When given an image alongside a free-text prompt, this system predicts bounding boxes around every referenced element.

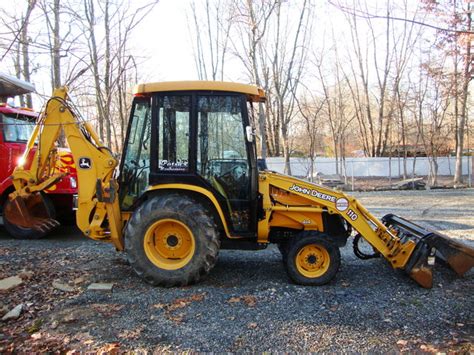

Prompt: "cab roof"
[133,81,266,102]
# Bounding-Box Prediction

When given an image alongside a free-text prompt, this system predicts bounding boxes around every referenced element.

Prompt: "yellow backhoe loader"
[4,82,474,288]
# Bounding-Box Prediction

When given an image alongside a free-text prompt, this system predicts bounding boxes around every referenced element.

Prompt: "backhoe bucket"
[382,214,474,288]
[4,193,59,233]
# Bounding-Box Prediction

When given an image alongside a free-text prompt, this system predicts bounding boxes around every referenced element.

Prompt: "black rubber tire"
[277,242,289,263]
[124,193,220,287]
[285,231,341,286]
[3,193,56,239]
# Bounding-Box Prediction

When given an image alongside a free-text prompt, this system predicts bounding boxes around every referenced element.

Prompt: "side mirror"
[246,126,254,142]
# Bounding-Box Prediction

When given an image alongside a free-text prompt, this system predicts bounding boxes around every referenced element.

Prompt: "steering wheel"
[220,164,246,181]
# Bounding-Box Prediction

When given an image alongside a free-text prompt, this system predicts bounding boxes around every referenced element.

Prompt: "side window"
[197,96,248,181]
[119,100,151,209]
[157,95,190,172]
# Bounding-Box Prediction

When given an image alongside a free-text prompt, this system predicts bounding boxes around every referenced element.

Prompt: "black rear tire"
[285,231,340,286]
[125,193,220,287]
[3,193,56,239]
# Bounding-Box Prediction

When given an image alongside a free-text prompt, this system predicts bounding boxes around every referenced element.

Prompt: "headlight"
[70,176,77,189]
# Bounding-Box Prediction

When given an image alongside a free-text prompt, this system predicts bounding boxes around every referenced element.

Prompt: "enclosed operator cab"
[119,81,265,240]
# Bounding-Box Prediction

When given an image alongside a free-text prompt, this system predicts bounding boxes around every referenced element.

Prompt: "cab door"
[118,98,151,210]
[195,94,256,234]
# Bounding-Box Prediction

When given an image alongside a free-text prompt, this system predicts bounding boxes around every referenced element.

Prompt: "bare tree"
[268,0,311,174]
[188,0,233,81]
[38,0,64,90]
[314,50,355,177]
[414,61,453,186]
[343,0,396,157]
[230,0,278,159]
[420,0,472,185]
[294,88,325,181]
[81,0,158,150]
[0,0,37,107]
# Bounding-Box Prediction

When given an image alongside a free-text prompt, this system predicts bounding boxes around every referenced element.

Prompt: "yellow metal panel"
[270,211,323,230]
[133,81,266,102]
[258,171,415,269]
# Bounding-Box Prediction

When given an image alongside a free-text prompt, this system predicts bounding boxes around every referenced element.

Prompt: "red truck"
[0,102,78,238]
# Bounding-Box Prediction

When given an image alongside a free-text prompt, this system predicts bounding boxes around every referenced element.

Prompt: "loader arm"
[5,87,124,250]
[258,172,474,288]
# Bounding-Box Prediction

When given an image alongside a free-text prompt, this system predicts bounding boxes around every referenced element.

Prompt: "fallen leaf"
[420,344,438,352]
[168,312,185,323]
[97,343,120,355]
[247,322,258,329]
[227,295,257,307]
[228,297,241,304]
[91,303,124,316]
[241,295,257,307]
[73,277,85,285]
[118,326,144,340]
[30,332,42,340]
[154,293,206,323]
[166,293,206,312]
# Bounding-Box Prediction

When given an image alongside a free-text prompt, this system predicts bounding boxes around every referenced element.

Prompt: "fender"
[146,183,231,237]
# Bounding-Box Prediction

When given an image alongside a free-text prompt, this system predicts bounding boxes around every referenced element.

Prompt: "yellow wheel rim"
[295,244,330,278]
[143,219,195,270]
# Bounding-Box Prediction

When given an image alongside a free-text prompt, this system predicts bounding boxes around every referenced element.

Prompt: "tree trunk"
[52,0,61,89]
[454,2,472,185]
[20,0,36,108]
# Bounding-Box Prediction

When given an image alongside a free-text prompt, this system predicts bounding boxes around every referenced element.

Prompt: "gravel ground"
[0,189,473,352]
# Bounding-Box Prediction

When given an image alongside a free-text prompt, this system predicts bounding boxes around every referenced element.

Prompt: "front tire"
[285,231,340,286]
[125,193,220,287]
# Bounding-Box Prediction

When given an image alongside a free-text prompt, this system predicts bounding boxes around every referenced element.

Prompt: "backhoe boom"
[5,87,124,249]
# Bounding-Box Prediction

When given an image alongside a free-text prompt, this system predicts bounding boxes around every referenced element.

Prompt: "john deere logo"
[78,157,92,169]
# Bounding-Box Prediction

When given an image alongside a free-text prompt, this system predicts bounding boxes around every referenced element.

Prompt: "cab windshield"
[1,114,36,143]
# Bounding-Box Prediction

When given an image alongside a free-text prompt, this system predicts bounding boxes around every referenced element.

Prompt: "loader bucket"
[4,192,59,233]
[382,214,474,288]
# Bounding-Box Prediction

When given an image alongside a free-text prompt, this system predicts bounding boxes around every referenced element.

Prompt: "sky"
[131,0,198,82]
[130,0,251,83]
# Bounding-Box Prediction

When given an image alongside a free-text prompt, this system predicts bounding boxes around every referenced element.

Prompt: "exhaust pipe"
[382,214,474,288]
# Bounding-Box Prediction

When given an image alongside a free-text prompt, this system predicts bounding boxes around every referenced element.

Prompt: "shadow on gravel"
[0,225,86,242]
